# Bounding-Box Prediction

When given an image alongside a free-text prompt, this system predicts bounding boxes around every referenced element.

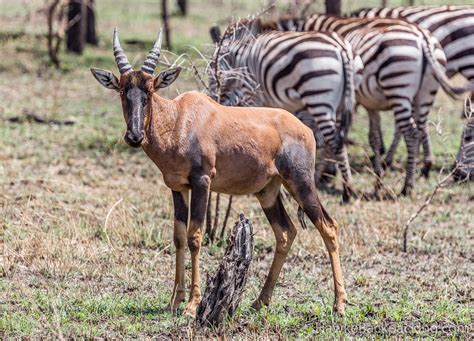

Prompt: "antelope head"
[91,28,181,148]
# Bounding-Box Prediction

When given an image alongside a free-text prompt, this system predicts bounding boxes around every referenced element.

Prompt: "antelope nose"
[126,131,144,145]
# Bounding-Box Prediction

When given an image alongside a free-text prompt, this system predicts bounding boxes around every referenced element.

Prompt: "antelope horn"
[141,29,163,74]
[113,27,132,74]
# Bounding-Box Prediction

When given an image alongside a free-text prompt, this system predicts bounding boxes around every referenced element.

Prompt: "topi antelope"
[90,28,347,317]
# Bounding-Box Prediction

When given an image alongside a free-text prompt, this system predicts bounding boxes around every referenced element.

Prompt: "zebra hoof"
[342,185,358,203]
[400,185,413,197]
[383,158,393,171]
[421,162,432,179]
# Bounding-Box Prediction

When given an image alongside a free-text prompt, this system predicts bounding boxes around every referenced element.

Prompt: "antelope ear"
[90,68,120,91]
[153,67,181,89]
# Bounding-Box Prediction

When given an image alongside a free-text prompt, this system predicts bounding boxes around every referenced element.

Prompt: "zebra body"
[276,15,474,194]
[352,5,474,170]
[454,99,474,182]
[353,5,474,81]
[209,22,362,200]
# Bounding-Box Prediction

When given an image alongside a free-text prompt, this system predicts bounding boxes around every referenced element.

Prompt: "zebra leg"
[393,103,419,196]
[368,110,384,198]
[414,79,438,179]
[419,125,433,178]
[384,128,402,169]
[335,144,355,203]
[376,114,386,155]
[311,111,355,202]
[296,111,337,184]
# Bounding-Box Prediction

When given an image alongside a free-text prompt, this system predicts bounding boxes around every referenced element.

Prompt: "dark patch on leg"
[172,191,188,224]
[261,193,290,230]
[189,175,210,226]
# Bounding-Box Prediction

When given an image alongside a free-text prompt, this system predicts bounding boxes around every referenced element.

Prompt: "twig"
[220,195,233,240]
[402,168,456,252]
[210,193,221,243]
[103,198,123,249]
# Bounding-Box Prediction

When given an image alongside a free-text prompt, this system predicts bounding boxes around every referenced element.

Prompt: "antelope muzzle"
[124,87,147,148]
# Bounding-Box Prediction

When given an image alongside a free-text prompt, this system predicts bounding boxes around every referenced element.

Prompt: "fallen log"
[6,110,76,125]
[196,214,253,328]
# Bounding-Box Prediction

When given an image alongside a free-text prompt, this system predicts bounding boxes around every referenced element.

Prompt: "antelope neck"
[143,94,178,148]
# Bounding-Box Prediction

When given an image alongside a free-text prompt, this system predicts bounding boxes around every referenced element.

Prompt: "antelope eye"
[119,89,124,95]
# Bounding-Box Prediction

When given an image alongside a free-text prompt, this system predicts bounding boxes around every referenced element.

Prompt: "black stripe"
[440,25,474,47]
[270,50,339,97]
[365,39,418,67]
[380,70,413,81]
[291,70,339,94]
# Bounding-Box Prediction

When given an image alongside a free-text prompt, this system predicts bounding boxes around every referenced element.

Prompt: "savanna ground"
[1,0,473,338]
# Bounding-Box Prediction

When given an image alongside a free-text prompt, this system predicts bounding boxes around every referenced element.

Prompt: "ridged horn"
[113,27,132,74]
[141,29,163,74]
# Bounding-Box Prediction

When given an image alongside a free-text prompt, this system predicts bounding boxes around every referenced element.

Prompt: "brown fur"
[93,67,347,318]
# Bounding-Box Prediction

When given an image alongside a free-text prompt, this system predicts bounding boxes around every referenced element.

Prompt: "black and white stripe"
[352,5,474,82]
[352,5,474,171]
[276,15,474,194]
[209,21,362,200]
[454,98,474,181]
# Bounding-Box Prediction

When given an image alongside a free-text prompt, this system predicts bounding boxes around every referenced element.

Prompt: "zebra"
[454,98,474,182]
[276,15,474,196]
[352,5,474,170]
[208,19,363,202]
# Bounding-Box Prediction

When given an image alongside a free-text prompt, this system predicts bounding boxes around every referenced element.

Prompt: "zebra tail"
[420,28,474,100]
[335,36,356,152]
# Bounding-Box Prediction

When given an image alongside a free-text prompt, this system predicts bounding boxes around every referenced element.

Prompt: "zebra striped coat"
[208,20,363,201]
[276,15,473,195]
[352,5,474,168]
[454,99,474,182]
[353,5,474,86]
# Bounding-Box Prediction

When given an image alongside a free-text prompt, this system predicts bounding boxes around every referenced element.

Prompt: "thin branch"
[103,198,123,249]
[402,167,456,252]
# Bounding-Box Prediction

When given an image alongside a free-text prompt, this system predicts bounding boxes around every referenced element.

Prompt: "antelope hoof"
[169,290,186,312]
[183,300,200,318]
[251,297,270,310]
[333,294,347,316]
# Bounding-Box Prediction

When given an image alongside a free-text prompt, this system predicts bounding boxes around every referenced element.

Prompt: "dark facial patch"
[120,72,153,147]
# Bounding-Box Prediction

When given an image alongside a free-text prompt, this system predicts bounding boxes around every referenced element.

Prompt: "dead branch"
[220,195,233,240]
[6,110,76,125]
[196,214,253,329]
[402,167,457,252]
[209,193,221,243]
[46,0,68,68]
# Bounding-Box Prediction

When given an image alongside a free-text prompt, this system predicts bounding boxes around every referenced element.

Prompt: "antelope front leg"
[169,190,189,312]
[183,175,210,317]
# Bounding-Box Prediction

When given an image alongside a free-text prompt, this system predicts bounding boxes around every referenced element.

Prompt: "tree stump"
[196,214,253,328]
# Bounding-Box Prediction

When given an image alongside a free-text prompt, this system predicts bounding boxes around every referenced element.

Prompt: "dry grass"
[1,0,473,338]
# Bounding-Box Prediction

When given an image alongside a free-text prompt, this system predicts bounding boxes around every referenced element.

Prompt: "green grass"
[1,0,473,338]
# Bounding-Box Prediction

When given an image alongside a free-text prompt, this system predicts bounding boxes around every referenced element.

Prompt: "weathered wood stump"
[196,214,253,328]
